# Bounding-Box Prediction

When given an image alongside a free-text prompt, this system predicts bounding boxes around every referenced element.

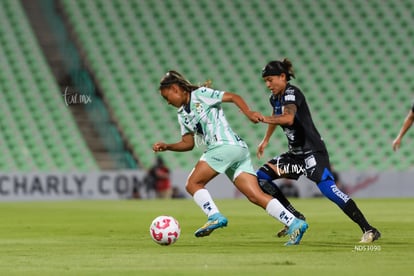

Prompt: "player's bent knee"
[257,165,280,182]
[185,181,205,196]
[256,166,279,195]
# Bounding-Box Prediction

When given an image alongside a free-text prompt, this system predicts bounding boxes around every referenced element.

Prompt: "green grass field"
[0,198,413,275]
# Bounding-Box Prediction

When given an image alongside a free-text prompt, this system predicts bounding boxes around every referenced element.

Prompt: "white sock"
[266,199,296,226]
[193,189,220,217]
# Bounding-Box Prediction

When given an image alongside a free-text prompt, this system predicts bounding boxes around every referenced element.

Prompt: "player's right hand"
[152,142,167,152]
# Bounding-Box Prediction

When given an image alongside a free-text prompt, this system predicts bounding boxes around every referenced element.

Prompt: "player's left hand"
[257,140,268,159]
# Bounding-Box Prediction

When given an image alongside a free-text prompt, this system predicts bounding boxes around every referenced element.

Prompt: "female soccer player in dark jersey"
[256,58,381,243]
[392,102,414,151]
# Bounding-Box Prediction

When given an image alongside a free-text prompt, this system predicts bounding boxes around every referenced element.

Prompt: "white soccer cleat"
[359,228,381,243]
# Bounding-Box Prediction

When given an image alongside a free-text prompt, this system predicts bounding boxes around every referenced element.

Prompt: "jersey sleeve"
[411,102,414,112]
[178,114,192,136]
[195,87,224,106]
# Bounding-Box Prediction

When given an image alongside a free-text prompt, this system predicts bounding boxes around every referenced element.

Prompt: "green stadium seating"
[0,0,98,172]
[60,0,414,171]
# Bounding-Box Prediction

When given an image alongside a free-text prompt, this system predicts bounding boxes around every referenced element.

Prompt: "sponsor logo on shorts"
[212,156,223,162]
[276,158,306,176]
[305,155,317,169]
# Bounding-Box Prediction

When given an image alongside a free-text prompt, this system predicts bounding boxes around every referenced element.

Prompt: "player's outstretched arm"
[153,133,195,152]
[222,92,263,123]
[257,123,277,159]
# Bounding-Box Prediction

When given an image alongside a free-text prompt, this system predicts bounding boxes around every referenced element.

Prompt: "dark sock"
[286,204,306,220]
[258,179,305,220]
[343,199,372,232]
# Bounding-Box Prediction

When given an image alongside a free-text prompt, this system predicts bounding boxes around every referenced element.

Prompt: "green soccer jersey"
[177,87,247,149]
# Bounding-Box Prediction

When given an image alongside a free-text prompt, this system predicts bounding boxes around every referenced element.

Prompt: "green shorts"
[200,144,256,181]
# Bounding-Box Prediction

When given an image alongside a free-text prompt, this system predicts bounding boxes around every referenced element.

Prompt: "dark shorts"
[268,150,331,183]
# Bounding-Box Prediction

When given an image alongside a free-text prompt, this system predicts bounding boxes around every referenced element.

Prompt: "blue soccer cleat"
[284,218,308,246]
[194,213,228,237]
[277,214,306,238]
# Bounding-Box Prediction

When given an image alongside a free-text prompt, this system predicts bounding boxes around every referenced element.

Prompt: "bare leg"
[233,172,308,245]
[233,172,295,226]
[187,161,230,237]
[185,160,218,195]
[233,172,273,208]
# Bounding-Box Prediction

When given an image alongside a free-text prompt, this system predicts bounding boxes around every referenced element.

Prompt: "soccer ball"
[149,215,181,245]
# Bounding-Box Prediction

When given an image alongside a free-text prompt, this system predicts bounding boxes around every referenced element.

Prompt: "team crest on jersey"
[195,102,204,114]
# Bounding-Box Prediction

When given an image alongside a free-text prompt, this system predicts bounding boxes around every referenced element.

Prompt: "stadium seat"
[59,0,414,171]
[0,0,98,172]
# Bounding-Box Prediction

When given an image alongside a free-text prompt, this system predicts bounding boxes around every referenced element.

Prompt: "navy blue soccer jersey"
[269,83,326,153]
[411,102,414,112]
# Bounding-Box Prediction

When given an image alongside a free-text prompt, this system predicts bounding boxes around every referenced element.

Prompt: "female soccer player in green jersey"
[152,70,308,246]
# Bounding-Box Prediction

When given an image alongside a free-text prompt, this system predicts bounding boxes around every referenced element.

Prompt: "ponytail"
[159,70,200,92]
[262,58,295,81]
